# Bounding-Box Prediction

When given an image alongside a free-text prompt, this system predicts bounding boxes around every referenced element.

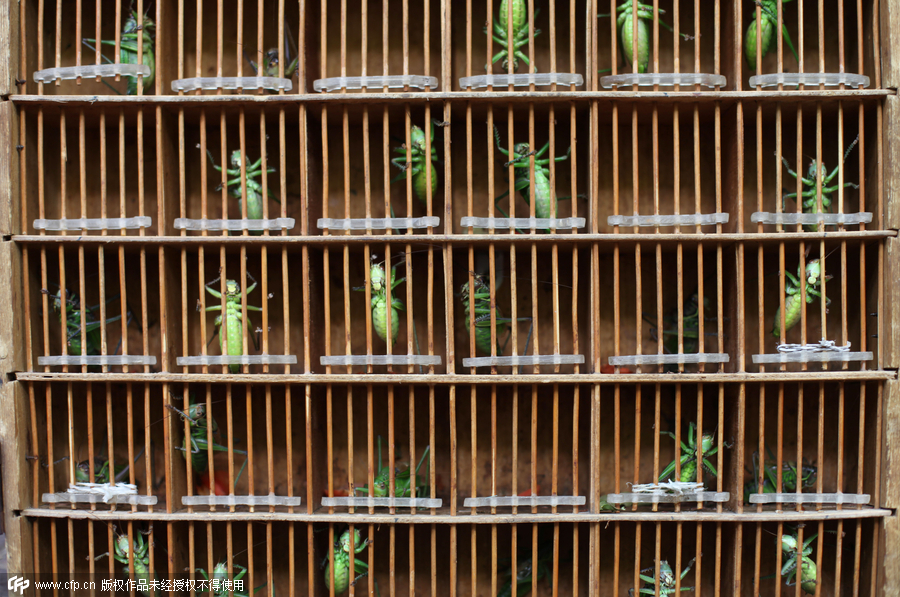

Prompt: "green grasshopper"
[498,540,553,597]
[772,259,831,337]
[75,446,145,484]
[780,135,860,232]
[82,10,155,95]
[96,530,154,595]
[390,123,441,206]
[486,0,540,72]
[202,276,263,373]
[323,529,378,595]
[781,533,818,594]
[204,148,279,236]
[166,396,247,476]
[744,448,817,501]
[354,258,406,347]
[458,272,533,358]
[43,287,133,358]
[353,436,429,498]
[599,2,683,74]
[644,291,718,373]
[195,560,268,596]
[247,23,299,79]
[658,423,723,484]
[744,0,799,70]
[492,126,574,234]
[629,558,697,596]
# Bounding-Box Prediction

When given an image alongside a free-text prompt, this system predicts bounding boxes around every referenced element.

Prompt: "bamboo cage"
[1,0,899,595]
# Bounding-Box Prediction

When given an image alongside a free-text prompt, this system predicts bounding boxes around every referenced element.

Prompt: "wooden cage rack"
[1,0,899,595]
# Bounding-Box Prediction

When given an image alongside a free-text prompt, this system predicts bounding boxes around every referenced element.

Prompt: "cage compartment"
[451,102,589,236]
[735,0,879,91]
[22,246,162,373]
[596,0,721,87]
[741,239,878,372]
[306,0,442,94]
[597,242,728,374]
[175,0,304,94]
[17,106,160,237]
[175,247,303,374]
[596,384,729,509]
[740,101,882,233]
[736,519,881,597]
[315,242,446,373]
[27,383,167,512]
[309,102,445,234]
[177,106,304,234]
[597,101,725,234]
[21,1,162,97]
[168,384,311,510]
[453,0,589,91]
[453,245,588,374]
[740,381,882,510]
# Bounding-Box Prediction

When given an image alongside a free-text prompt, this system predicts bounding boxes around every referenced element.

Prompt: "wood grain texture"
[886,237,900,370]
[0,383,33,574]
[886,96,900,230]
[0,0,17,97]
[0,101,19,235]
[0,242,23,376]
[881,0,900,89]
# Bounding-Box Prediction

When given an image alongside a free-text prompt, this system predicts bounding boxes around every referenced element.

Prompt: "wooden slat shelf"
[9,90,895,107]
[20,507,892,524]
[12,231,898,247]
[15,371,897,385]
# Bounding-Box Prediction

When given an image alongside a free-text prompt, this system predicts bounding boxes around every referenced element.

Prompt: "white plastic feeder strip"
[752,341,872,364]
[317,217,440,230]
[171,76,293,92]
[462,495,585,508]
[174,218,295,231]
[33,63,151,83]
[321,496,442,508]
[460,217,585,230]
[38,355,157,367]
[607,213,728,227]
[320,355,442,367]
[43,482,157,505]
[459,72,584,89]
[177,354,298,367]
[600,73,726,89]
[607,481,729,504]
[462,354,585,368]
[608,353,730,367]
[749,72,870,89]
[750,212,872,226]
[313,75,438,92]
[34,216,152,231]
[749,492,870,505]
[182,494,302,507]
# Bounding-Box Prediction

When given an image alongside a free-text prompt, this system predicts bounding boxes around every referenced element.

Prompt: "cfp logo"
[7,576,29,595]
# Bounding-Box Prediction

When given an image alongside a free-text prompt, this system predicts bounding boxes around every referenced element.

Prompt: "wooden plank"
[0,383,33,573]
[10,231,895,249]
[881,0,900,89]
[16,506,891,524]
[11,370,897,385]
[882,381,900,594]
[0,0,18,97]
[0,242,24,376]
[0,101,19,235]
[6,89,895,108]
[885,237,900,369]
[886,96,900,230]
